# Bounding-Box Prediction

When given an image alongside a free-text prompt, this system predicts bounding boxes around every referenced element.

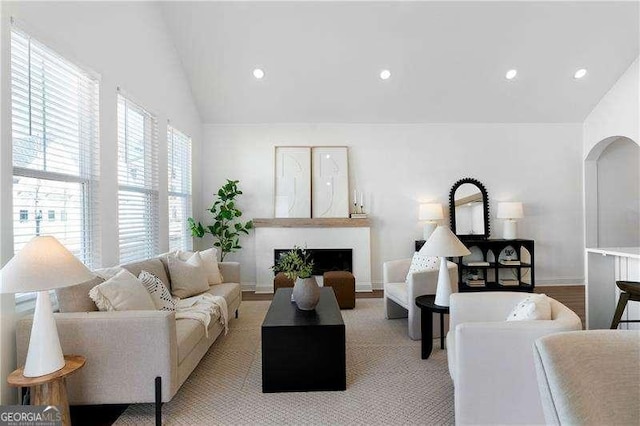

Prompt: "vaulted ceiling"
[160,1,639,124]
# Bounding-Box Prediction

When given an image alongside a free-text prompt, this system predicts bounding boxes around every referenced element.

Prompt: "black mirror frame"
[449,177,490,241]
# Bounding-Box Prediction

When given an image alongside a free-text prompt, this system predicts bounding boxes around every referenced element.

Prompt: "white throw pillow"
[506,294,552,321]
[406,252,439,282]
[168,252,210,299]
[177,248,223,285]
[139,270,177,311]
[89,269,156,312]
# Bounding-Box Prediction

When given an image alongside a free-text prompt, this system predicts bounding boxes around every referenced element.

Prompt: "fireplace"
[274,248,353,275]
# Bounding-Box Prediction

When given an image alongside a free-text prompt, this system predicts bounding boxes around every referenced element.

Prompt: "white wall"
[0,1,201,403]
[200,123,584,289]
[597,138,640,247]
[584,58,639,156]
[583,58,640,249]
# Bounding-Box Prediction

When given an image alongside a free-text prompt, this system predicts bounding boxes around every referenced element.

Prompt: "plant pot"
[292,276,320,311]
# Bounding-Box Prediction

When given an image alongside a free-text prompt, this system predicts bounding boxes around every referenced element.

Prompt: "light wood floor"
[243,285,586,327]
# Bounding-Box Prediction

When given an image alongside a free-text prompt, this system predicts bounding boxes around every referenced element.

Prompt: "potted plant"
[272,246,319,311]
[188,179,253,261]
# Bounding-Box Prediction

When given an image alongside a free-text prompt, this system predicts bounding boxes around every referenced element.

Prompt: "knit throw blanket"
[176,293,229,337]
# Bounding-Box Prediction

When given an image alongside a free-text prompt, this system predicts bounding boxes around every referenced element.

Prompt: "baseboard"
[535,279,585,286]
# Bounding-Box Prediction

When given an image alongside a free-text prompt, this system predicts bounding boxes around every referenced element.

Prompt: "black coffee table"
[415,295,450,359]
[261,287,346,392]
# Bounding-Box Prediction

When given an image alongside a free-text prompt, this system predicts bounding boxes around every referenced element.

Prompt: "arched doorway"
[584,136,640,248]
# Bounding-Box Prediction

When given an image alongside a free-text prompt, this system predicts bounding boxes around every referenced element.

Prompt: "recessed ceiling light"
[505,69,518,80]
[253,68,265,79]
[574,68,587,79]
[380,69,391,80]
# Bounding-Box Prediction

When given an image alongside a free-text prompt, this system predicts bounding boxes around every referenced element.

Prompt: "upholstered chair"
[534,330,640,425]
[382,258,458,340]
[447,292,582,425]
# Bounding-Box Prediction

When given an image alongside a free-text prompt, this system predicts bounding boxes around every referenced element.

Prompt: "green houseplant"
[188,179,253,261]
[272,246,314,281]
[272,246,319,311]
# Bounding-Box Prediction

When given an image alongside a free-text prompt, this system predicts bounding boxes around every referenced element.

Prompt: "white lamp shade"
[419,203,444,221]
[418,226,471,257]
[497,202,524,219]
[0,236,94,294]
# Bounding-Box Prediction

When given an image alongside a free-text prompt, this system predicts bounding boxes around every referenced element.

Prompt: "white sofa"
[534,330,640,425]
[16,255,241,422]
[383,258,458,340]
[447,292,582,425]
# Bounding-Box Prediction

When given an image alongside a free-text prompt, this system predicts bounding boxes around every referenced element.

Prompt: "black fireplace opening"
[274,248,353,275]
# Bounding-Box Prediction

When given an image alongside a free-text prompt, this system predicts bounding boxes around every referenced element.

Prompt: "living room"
[0,1,638,425]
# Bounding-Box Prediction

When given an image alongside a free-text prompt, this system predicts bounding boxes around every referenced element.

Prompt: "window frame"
[167,125,193,252]
[10,26,100,312]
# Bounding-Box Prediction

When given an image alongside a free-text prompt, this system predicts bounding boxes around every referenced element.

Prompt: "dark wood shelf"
[416,238,536,293]
[497,262,532,268]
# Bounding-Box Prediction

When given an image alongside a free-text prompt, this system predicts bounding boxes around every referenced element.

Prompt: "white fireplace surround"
[255,224,372,293]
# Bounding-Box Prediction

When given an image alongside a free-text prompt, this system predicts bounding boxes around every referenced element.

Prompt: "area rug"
[115,299,454,425]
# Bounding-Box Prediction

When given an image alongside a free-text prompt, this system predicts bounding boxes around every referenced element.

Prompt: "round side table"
[7,355,86,426]
[415,295,449,359]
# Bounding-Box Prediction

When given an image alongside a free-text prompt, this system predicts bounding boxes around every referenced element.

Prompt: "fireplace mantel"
[253,218,370,228]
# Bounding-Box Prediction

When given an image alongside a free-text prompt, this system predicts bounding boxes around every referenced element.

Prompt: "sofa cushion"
[139,271,176,311]
[56,276,103,313]
[176,319,205,364]
[168,253,209,299]
[177,248,223,285]
[206,282,241,305]
[385,282,408,307]
[121,258,171,290]
[89,269,156,312]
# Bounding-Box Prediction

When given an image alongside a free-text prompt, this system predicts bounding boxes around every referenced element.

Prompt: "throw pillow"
[168,252,210,299]
[88,269,156,312]
[405,252,439,282]
[506,294,552,321]
[177,248,223,285]
[139,270,177,311]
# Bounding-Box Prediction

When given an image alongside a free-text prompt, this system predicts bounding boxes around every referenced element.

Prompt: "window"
[11,28,100,276]
[117,94,159,263]
[168,126,192,252]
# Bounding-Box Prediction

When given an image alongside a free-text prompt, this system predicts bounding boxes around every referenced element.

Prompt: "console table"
[416,239,535,292]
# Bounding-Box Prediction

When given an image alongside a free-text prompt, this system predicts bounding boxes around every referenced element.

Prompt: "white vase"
[292,276,320,311]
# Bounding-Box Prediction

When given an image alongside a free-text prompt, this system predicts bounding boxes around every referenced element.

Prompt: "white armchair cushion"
[405,252,438,282]
[506,293,552,321]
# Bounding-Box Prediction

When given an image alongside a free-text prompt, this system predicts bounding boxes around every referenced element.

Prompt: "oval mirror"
[449,178,490,240]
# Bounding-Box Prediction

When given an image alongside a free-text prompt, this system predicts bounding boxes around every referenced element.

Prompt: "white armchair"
[447,292,582,425]
[383,258,458,340]
[534,330,640,425]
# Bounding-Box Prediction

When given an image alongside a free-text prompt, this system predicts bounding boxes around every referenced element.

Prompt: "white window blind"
[168,126,192,252]
[117,94,159,263]
[10,26,100,296]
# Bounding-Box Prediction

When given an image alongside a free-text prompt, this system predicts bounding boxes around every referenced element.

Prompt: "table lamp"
[419,203,444,240]
[0,236,94,377]
[418,226,470,306]
[497,202,524,239]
